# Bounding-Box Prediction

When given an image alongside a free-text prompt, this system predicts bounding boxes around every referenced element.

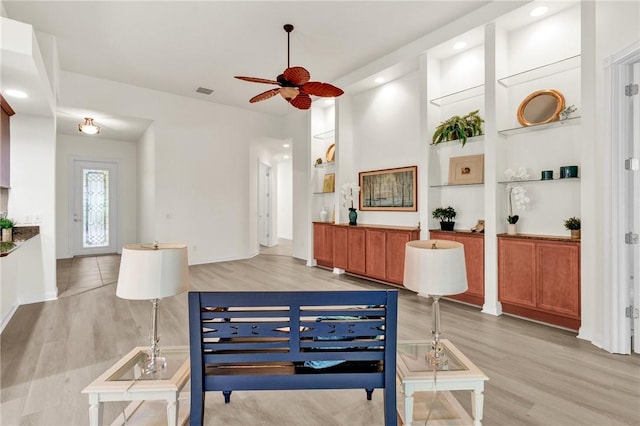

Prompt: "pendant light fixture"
[78,117,100,135]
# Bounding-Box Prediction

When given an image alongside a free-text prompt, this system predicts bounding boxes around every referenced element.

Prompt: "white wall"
[55,133,138,258]
[351,71,422,228]
[59,72,284,265]
[137,124,156,242]
[287,111,311,261]
[277,157,293,240]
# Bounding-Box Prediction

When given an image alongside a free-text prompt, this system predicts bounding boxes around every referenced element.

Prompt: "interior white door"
[632,62,640,354]
[72,160,118,255]
[258,162,272,247]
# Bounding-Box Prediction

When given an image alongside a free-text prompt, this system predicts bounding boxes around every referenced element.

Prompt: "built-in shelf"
[497,55,581,87]
[314,161,335,168]
[313,129,335,140]
[498,116,581,136]
[429,84,484,106]
[430,135,484,148]
[313,191,335,195]
[498,177,580,184]
[429,183,484,188]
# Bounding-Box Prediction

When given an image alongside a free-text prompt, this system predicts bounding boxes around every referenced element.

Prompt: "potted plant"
[432,206,456,231]
[564,216,581,239]
[432,110,484,147]
[506,184,530,235]
[0,218,15,242]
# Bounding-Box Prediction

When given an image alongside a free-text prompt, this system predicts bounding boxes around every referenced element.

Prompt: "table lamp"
[116,242,189,374]
[404,239,467,366]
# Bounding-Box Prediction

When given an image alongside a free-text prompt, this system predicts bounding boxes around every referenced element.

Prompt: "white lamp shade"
[116,243,190,300]
[403,239,468,296]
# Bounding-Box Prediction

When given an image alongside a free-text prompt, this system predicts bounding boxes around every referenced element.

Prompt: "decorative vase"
[348,208,358,226]
[320,207,328,222]
[507,224,517,235]
[440,222,455,231]
[2,228,12,242]
[571,229,580,239]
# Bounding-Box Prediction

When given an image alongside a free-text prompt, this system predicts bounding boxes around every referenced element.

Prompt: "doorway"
[604,42,640,354]
[71,159,119,256]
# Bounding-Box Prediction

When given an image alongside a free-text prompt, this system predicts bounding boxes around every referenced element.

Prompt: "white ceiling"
[3,0,528,141]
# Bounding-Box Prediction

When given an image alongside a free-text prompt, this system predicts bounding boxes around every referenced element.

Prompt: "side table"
[82,346,190,426]
[396,339,489,426]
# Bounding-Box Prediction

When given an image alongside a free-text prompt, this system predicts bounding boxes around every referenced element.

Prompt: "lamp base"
[426,340,448,367]
[143,352,167,375]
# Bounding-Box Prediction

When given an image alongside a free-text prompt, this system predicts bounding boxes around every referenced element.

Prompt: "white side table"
[396,339,489,426]
[82,346,190,426]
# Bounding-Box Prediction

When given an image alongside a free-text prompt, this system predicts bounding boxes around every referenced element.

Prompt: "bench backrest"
[188,290,398,369]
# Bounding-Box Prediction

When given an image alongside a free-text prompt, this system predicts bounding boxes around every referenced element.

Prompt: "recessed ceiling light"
[282,144,290,148]
[5,89,28,99]
[374,77,385,84]
[453,41,467,50]
[530,6,549,17]
[283,155,290,159]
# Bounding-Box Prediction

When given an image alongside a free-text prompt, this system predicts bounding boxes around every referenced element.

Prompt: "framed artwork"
[323,173,335,193]
[359,165,417,211]
[448,154,484,185]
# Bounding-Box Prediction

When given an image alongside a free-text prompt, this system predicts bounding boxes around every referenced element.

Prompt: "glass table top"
[397,341,468,372]
[107,347,189,382]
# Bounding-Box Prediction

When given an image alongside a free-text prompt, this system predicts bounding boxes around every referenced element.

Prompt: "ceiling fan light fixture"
[78,117,100,135]
[234,23,344,110]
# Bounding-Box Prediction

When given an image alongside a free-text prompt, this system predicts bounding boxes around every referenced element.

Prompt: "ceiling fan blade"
[235,76,280,85]
[249,88,281,103]
[302,82,344,97]
[289,93,312,110]
[284,67,310,85]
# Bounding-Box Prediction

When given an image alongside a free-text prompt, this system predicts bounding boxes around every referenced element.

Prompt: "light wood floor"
[2,254,639,425]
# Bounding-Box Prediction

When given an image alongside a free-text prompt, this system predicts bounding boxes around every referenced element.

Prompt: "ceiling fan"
[235,24,344,110]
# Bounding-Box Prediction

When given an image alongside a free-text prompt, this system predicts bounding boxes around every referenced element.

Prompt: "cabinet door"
[347,227,366,275]
[498,238,536,308]
[385,231,411,285]
[365,229,386,280]
[455,234,485,302]
[313,223,333,267]
[536,242,580,319]
[333,227,348,270]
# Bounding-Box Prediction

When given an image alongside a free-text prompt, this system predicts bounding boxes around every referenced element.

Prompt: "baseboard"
[0,304,19,334]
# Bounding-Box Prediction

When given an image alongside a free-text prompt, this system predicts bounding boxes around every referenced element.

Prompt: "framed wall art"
[448,154,484,185]
[359,165,417,211]
[322,173,335,193]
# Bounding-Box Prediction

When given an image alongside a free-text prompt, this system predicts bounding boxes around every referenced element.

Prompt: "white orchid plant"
[503,167,530,181]
[341,183,360,210]
[506,184,530,224]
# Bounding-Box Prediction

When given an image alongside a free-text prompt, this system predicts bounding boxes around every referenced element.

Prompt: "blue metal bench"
[188,290,398,425]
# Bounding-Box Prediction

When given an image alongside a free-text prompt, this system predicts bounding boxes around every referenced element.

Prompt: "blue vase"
[348,208,358,226]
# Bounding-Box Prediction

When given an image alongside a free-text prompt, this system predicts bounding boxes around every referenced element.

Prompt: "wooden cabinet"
[430,230,484,306]
[347,227,366,275]
[313,223,419,286]
[498,234,580,330]
[0,96,14,188]
[365,229,387,281]
[313,223,334,268]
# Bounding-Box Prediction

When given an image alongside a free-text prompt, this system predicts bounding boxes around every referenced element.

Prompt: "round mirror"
[517,89,565,126]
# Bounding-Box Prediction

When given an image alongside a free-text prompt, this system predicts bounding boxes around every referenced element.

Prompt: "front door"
[72,159,118,255]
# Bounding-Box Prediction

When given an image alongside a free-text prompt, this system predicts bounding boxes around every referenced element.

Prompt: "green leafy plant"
[432,206,456,222]
[0,218,15,229]
[507,215,519,224]
[432,110,485,147]
[564,217,581,230]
